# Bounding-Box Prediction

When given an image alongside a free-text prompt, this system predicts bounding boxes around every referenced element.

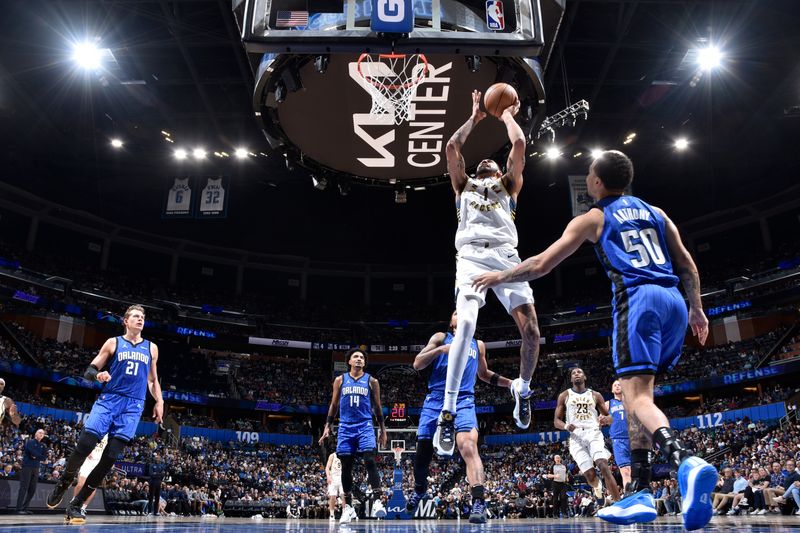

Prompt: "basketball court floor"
[0,515,797,532]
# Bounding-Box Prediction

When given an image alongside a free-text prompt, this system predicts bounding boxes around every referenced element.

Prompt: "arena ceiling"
[0,0,798,264]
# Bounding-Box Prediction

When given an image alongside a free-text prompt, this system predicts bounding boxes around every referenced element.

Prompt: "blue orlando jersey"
[609,398,627,440]
[104,336,152,400]
[428,332,479,394]
[339,372,373,425]
[594,195,679,294]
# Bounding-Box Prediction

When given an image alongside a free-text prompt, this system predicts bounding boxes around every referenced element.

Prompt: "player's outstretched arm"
[476,340,511,388]
[370,377,388,447]
[553,391,574,432]
[472,210,603,291]
[446,90,485,194]
[656,206,709,345]
[500,100,525,197]
[148,343,164,423]
[413,332,448,371]
[5,398,21,426]
[85,337,117,383]
[319,376,343,445]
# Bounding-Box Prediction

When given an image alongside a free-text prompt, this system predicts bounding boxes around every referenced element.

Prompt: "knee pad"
[75,431,101,456]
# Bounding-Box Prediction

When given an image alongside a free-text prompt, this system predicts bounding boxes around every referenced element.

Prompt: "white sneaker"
[510,378,532,429]
[329,514,335,521]
[593,483,604,500]
[339,505,356,524]
[726,508,737,516]
[372,500,385,519]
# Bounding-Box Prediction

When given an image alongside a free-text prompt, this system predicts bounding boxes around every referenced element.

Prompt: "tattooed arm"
[447,90,485,194]
[656,206,709,345]
[500,100,525,198]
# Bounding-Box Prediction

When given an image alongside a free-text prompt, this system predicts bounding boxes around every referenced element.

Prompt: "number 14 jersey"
[339,372,373,426]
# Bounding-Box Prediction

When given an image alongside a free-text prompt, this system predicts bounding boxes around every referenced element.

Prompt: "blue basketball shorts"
[417,391,478,440]
[84,393,144,442]
[337,422,377,455]
[612,284,688,377]
[612,437,631,468]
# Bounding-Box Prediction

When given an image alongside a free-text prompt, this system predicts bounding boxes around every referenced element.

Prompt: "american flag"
[276,10,309,28]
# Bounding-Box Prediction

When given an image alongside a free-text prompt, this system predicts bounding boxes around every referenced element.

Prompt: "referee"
[547,454,570,518]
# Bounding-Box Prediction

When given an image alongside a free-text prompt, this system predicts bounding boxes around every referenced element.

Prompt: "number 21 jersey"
[103,336,152,400]
[594,195,678,294]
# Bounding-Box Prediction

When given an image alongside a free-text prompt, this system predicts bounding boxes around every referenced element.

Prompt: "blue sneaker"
[678,456,718,531]
[469,500,487,524]
[596,490,657,525]
[406,491,425,513]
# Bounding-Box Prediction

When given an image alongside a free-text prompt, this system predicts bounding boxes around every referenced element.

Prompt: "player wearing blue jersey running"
[604,380,632,489]
[405,311,512,524]
[319,348,387,525]
[473,151,716,530]
[47,305,164,524]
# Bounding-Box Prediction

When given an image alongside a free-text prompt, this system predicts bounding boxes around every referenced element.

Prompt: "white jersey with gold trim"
[565,389,600,430]
[455,176,518,250]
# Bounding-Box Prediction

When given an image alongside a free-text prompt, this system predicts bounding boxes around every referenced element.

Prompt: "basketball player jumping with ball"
[436,88,540,456]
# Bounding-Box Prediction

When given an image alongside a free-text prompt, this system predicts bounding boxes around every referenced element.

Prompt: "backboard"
[233,0,566,187]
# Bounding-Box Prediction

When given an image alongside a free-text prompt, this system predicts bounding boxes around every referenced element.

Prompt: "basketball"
[483,83,518,117]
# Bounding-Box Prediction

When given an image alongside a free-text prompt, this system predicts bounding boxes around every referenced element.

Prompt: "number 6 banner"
[163,177,194,218]
[370,0,414,33]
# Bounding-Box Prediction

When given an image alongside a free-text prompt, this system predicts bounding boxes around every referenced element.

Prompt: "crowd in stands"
[2,405,798,520]
[0,335,21,363]
[775,334,800,362]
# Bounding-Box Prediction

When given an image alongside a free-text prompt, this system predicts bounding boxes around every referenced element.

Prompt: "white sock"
[517,378,531,397]
[443,295,479,412]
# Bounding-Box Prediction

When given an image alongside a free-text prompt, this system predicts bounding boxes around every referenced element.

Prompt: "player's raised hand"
[471,90,486,122]
[688,307,709,346]
[472,271,503,292]
[96,371,111,383]
[318,426,330,446]
[500,98,520,119]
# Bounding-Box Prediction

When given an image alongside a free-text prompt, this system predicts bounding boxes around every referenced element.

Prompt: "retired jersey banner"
[196,176,230,219]
[568,175,593,217]
[163,177,194,218]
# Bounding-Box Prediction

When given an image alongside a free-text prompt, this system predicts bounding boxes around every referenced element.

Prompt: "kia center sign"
[254,53,542,187]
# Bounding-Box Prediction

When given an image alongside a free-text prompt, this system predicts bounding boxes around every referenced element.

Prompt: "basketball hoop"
[393,446,404,464]
[356,53,429,125]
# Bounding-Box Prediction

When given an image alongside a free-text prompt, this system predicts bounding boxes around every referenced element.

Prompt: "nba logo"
[486,0,504,31]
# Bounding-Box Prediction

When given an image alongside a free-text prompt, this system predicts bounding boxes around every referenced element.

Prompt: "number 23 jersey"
[566,389,599,430]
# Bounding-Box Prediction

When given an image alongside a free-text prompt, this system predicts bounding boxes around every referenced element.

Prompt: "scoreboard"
[387,402,409,428]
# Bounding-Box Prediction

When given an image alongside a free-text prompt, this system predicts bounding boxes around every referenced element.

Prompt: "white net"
[393,447,403,464]
[356,53,429,125]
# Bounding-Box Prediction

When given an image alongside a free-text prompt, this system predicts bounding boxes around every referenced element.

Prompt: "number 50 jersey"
[103,336,152,400]
[593,195,679,294]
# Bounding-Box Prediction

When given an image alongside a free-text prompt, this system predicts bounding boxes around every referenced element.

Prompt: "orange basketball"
[483,83,518,117]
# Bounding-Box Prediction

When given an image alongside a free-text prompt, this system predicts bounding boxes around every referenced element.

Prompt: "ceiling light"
[623,138,633,145]
[235,148,248,159]
[590,149,604,159]
[626,132,636,140]
[546,146,561,159]
[72,42,102,70]
[161,130,171,137]
[165,137,174,143]
[174,149,187,160]
[193,148,206,160]
[697,46,722,71]
[674,138,689,151]
[573,152,583,158]
[110,139,123,148]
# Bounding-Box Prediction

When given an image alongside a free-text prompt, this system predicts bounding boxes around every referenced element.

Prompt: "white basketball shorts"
[456,243,534,312]
[569,427,611,474]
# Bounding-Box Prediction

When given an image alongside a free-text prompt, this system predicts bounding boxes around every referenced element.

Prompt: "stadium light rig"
[72,41,102,70]
[697,46,722,71]
[590,149,604,159]
[536,100,590,142]
[674,138,689,151]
